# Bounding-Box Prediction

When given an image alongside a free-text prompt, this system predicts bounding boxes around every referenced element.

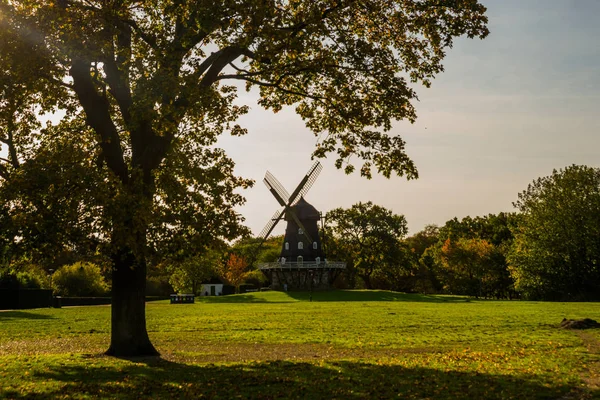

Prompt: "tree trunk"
[360,274,373,289]
[105,181,158,357]
[105,246,158,357]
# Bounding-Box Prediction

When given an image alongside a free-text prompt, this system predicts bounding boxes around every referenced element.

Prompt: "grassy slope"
[0,290,599,399]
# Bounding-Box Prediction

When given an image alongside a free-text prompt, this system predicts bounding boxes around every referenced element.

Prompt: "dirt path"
[0,336,434,361]
[577,331,600,392]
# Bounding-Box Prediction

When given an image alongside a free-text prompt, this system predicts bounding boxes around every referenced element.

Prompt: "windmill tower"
[258,162,346,290]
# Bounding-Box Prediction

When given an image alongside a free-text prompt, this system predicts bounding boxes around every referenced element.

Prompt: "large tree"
[508,165,600,300]
[326,202,408,289]
[404,224,440,292]
[0,1,489,355]
[0,119,108,268]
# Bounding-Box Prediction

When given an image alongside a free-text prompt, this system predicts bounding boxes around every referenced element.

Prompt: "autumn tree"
[422,214,515,297]
[0,1,489,355]
[434,237,502,297]
[508,165,600,300]
[219,254,249,293]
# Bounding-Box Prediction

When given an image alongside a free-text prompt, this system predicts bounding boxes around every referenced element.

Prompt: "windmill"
[257,161,346,291]
[259,161,322,248]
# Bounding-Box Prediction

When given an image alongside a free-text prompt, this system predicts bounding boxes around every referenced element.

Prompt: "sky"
[217,0,600,237]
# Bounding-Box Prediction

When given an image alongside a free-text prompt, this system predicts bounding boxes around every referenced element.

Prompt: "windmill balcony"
[259,261,346,270]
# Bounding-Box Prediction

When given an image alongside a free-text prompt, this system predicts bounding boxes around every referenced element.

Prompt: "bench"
[170,294,195,304]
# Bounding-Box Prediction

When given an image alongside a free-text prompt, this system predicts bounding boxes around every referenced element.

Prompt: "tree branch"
[122,17,160,51]
[0,163,8,180]
[70,57,129,184]
[215,75,326,102]
[63,0,160,52]
[274,2,346,36]
[102,23,133,125]
[199,47,250,88]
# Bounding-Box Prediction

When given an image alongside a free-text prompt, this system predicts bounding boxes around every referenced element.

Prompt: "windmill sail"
[258,161,322,245]
[258,208,285,240]
[289,161,322,205]
[263,171,290,206]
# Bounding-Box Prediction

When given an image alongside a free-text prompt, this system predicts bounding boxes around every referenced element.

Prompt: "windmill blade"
[246,208,284,268]
[258,208,286,241]
[288,209,314,244]
[289,161,322,205]
[263,171,290,207]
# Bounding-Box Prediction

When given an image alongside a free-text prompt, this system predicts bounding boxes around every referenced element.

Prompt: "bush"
[0,271,20,289]
[52,262,109,297]
[244,269,268,288]
[15,271,45,289]
[0,269,48,290]
[146,276,174,296]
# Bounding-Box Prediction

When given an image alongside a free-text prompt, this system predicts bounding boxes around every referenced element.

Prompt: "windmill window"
[285,242,289,250]
[298,228,303,235]
[281,257,286,264]
[298,242,304,250]
[316,257,321,264]
[313,241,318,249]
[297,256,303,264]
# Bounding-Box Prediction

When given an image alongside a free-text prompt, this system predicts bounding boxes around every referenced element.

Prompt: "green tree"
[373,242,420,292]
[0,24,78,267]
[231,235,283,268]
[438,213,514,246]
[0,1,489,355]
[52,262,109,297]
[508,165,600,300]
[1,120,109,269]
[166,250,221,295]
[326,202,408,289]
[404,224,440,293]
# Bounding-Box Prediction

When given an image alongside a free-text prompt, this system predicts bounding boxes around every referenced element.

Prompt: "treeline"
[2,164,599,301]
[326,165,600,301]
[325,210,516,299]
[0,235,282,297]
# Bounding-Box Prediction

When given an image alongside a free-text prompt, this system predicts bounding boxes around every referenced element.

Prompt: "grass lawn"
[1,290,599,399]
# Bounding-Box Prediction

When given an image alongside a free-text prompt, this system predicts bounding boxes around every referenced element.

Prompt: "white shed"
[200,283,224,296]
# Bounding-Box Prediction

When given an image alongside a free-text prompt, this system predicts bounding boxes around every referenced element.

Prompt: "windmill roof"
[292,197,320,220]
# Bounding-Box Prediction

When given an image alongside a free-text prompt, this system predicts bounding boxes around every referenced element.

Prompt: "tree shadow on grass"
[287,290,471,303]
[2,357,592,399]
[0,311,55,320]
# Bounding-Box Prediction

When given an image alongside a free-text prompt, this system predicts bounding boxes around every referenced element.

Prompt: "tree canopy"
[508,165,600,300]
[0,0,489,356]
[326,201,408,289]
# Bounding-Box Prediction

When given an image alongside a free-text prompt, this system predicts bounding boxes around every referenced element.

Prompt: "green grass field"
[1,290,599,399]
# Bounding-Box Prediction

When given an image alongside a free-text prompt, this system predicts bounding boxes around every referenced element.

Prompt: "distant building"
[200,278,224,296]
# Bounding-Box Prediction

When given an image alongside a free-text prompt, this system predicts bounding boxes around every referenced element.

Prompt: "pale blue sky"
[219,0,600,236]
